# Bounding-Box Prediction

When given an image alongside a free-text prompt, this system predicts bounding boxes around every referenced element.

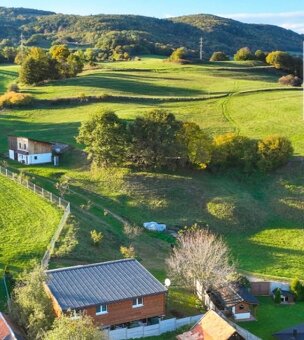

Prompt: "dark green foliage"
[76,111,128,167]
[210,51,229,61]
[274,288,281,304]
[234,47,255,61]
[0,7,302,57]
[266,51,294,71]
[290,278,304,301]
[130,109,182,169]
[255,50,266,62]
[19,46,83,85]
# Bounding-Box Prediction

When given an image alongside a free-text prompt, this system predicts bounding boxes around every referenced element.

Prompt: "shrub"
[279,74,302,87]
[255,50,266,62]
[90,230,103,246]
[257,135,293,172]
[210,51,229,61]
[266,51,293,71]
[7,83,20,92]
[274,288,281,304]
[290,278,304,301]
[234,47,255,61]
[0,91,33,108]
[120,245,136,258]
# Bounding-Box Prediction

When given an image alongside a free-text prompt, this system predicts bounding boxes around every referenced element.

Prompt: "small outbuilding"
[205,285,259,321]
[272,289,295,304]
[177,310,245,340]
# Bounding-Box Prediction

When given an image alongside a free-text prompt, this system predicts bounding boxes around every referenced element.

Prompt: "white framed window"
[132,297,143,308]
[96,304,108,315]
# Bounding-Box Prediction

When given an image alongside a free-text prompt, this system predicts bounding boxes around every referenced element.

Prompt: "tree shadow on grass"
[41,72,206,97]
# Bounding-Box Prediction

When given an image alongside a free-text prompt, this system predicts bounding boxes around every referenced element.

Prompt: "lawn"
[241,297,304,339]
[0,174,61,308]
[0,56,303,293]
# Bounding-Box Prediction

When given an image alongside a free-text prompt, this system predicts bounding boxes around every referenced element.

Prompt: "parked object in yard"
[177,310,245,340]
[143,221,166,232]
[44,259,167,328]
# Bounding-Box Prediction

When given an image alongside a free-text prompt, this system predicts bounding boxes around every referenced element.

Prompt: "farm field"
[0,174,61,308]
[0,56,303,296]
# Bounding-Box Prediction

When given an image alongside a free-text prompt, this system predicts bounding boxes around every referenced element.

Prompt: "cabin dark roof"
[46,259,167,310]
[210,285,259,309]
[274,323,304,339]
[272,289,294,297]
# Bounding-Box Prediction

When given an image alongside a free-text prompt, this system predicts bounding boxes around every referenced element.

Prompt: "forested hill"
[0,6,302,55]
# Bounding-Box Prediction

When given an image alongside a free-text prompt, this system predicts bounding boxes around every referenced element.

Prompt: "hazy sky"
[2,0,304,33]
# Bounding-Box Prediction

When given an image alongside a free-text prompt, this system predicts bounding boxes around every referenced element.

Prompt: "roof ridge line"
[46,258,136,273]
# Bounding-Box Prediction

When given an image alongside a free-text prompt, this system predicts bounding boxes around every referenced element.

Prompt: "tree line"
[77,110,293,173]
[18,45,84,85]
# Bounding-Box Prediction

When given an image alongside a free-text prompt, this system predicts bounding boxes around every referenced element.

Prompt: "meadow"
[0,175,61,308]
[0,57,303,317]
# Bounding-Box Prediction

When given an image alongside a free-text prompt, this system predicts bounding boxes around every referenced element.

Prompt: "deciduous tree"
[167,226,235,293]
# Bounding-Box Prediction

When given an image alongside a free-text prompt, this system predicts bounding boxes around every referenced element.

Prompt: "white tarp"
[143,221,166,232]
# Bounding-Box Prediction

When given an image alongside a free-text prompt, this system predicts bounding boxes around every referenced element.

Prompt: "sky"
[2,0,304,33]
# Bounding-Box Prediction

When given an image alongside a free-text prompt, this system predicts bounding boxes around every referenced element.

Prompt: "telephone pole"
[199,37,203,61]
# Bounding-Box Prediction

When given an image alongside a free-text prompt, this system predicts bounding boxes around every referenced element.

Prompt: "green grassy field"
[0,56,303,309]
[0,175,61,308]
[241,297,304,339]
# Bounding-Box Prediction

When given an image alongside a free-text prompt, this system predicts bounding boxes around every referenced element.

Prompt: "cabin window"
[239,304,245,310]
[34,156,38,160]
[132,297,143,308]
[96,304,108,315]
[18,143,22,149]
[24,144,27,150]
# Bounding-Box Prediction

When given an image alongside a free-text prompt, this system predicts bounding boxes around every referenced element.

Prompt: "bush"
[274,288,281,304]
[255,50,266,62]
[90,230,103,246]
[0,91,33,108]
[120,245,136,258]
[279,74,302,87]
[257,135,293,172]
[234,47,255,61]
[7,83,20,92]
[290,278,304,301]
[210,51,229,61]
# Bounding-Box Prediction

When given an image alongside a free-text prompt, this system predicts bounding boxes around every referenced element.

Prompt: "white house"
[8,136,53,165]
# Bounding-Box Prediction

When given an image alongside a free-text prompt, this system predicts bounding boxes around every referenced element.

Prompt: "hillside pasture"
[0,57,303,281]
[0,174,61,307]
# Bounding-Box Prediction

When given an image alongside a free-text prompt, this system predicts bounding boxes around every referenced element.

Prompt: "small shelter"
[274,323,304,339]
[205,285,259,321]
[177,310,244,340]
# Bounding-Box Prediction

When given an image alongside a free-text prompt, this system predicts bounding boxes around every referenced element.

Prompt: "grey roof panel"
[46,259,167,310]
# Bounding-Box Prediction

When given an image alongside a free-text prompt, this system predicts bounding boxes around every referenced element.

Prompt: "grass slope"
[0,175,61,308]
[0,57,303,282]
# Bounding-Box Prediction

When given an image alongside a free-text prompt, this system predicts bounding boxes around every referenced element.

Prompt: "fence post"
[50,192,52,203]
[5,168,7,176]
[59,197,61,207]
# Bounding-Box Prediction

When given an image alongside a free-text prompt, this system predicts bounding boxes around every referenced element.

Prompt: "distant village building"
[44,259,167,328]
[8,136,53,165]
[205,285,259,321]
[272,289,295,304]
[177,310,245,340]
[0,312,25,339]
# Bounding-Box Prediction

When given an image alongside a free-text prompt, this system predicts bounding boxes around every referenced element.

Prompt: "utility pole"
[199,37,203,61]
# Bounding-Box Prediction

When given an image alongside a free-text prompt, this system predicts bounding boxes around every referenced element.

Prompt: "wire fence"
[0,165,71,270]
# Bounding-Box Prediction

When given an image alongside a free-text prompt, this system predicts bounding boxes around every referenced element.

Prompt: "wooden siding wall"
[8,136,17,150]
[250,282,270,296]
[28,140,52,154]
[234,302,251,314]
[78,294,166,327]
